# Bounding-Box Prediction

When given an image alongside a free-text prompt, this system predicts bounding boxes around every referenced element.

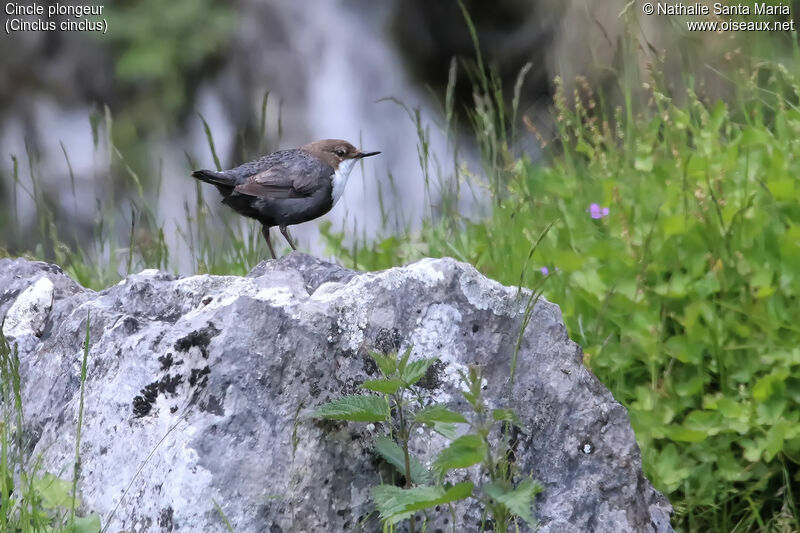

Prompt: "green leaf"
[369,351,397,377]
[459,367,483,408]
[571,270,607,299]
[491,408,526,430]
[306,395,389,422]
[752,373,786,401]
[484,479,542,525]
[651,444,691,491]
[371,482,473,524]
[461,388,479,408]
[374,436,431,485]
[739,125,769,146]
[575,140,595,159]
[661,214,686,237]
[361,378,403,395]
[634,154,654,172]
[766,178,795,200]
[415,404,468,425]
[401,357,438,386]
[763,420,789,461]
[71,513,103,533]
[397,346,413,372]
[742,438,764,462]
[634,142,654,171]
[709,99,727,132]
[433,434,487,477]
[431,422,459,440]
[33,473,73,509]
[666,426,707,443]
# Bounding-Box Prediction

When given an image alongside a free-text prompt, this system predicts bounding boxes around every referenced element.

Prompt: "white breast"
[331,158,357,206]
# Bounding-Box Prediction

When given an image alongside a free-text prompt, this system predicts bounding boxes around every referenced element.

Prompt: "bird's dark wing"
[230,150,333,199]
[233,166,302,198]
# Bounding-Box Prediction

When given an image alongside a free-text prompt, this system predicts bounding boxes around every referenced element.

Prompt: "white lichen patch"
[378,257,446,290]
[459,265,527,316]
[408,303,468,400]
[409,303,462,358]
[335,296,370,351]
[254,286,295,307]
[176,275,251,316]
[176,273,308,325]
[308,275,372,351]
[3,277,54,339]
[161,440,215,510]
[308,281,347,303]
[436,358,471,401]
[307,259,454,351]
[174,274,242,297]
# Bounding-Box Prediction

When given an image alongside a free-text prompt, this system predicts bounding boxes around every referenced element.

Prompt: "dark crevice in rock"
[374,327,403,354]
[416,359,445,390]
[121,316,140,334]
[158,506,174,531]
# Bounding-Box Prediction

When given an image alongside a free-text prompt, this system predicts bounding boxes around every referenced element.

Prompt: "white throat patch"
[331,158,357,205]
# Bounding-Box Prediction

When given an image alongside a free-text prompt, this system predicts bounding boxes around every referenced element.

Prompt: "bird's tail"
[191,169,236,187]
[191,169,238,198]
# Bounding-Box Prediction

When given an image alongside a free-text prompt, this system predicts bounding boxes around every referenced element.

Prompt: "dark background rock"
[0,254,672,532]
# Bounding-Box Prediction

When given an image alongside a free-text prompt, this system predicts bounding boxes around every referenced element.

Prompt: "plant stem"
[70,311,91,528]
[394,391,416,533]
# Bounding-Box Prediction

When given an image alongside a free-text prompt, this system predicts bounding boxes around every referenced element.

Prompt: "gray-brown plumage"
[192,139,380,258]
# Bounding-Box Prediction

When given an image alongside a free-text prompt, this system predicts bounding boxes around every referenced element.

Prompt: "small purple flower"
[588,203,610,219]
[540,266,549,275]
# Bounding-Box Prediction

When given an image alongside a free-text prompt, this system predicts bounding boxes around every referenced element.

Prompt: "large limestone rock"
[0,254,672,532]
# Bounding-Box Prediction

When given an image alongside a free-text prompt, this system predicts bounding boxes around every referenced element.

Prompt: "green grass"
[1,322,101,532]
[2,11,800,533]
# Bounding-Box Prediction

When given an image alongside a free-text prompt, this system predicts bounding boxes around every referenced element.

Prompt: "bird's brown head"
[302,139,380,170]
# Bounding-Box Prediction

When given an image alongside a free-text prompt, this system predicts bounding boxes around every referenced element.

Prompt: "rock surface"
[0,254,673,532]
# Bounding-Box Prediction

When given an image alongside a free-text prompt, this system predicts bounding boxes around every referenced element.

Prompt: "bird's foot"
[279,225,297,251]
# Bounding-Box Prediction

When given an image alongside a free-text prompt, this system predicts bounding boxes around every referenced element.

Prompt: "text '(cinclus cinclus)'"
[191,139,380,258]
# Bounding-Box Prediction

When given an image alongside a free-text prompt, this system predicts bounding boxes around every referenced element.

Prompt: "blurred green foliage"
[93,0,235,186]
[104,0,234,116]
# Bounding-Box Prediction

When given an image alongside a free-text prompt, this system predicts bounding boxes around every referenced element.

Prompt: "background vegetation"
[2,3,800,532]
[319,55,800,533]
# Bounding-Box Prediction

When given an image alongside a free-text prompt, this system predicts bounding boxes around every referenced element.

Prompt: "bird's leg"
[261,225,277,259]
[279,225,297,251]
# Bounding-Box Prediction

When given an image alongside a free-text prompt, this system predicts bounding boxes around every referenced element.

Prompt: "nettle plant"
[307,348,541,532]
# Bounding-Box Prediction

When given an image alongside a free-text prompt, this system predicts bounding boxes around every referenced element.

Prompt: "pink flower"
[588,203,610,219]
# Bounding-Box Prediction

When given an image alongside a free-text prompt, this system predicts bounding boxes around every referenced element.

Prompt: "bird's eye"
[334,148,346,157]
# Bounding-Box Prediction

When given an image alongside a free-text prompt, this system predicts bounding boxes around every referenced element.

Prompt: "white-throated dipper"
[191,139,380,258]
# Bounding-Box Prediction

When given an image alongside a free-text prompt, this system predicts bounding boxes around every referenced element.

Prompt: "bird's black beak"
[357,151,381,158]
